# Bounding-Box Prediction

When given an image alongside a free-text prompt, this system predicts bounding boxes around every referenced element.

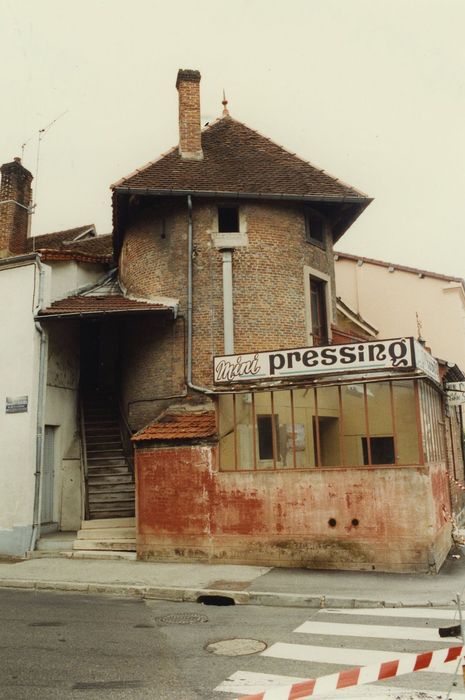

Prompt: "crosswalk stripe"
[321,607,457,620]
[215,671,465,698]
[294,620,456,643]
[261,641,460,672]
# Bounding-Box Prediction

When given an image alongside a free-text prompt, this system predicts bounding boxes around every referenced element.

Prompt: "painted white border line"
[294,621,457,643]
[321,608,458,620]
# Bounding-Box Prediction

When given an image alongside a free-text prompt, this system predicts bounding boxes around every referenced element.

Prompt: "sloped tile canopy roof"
[37,271,175,320]
[132,411,216,442]
[112,116,372,252]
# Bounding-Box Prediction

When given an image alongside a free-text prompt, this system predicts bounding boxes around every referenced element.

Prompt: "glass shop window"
[217,379,427,472]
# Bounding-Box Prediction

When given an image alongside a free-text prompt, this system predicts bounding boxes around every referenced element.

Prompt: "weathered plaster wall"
[48,261,104,302]
[0,263,40,556]
[136,444,450,573]
[45,321,81,530]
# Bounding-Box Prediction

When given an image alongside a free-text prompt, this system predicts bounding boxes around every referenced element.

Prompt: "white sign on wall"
[5,396,28,413]
[213,337,429,385]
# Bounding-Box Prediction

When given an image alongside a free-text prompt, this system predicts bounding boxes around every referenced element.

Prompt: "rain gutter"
[114,187,371,205]
[186,194,213,395]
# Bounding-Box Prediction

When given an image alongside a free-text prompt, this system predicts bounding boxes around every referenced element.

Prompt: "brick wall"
[119,197,336,391]
[120,314,185,431]
[0,158,32,255]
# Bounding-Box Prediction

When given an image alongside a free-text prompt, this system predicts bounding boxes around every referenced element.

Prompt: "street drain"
[156,612,208,625]
[197,595,235,606]
[206,638,267,656]
[29,622,64,627]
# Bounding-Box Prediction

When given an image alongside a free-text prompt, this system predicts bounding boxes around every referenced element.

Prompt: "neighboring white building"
[335,252,465,369]
[0,158,113,556]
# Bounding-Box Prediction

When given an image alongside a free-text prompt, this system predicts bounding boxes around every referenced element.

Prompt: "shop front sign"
[214,336,440,385]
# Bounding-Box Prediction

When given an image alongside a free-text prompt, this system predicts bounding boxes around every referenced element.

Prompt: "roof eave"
[36,307,175,321]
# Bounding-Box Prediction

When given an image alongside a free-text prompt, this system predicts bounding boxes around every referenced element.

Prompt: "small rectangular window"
[305,208,325,246]
[362,436,395,465]
[218,206,239,233]
[257,414,279,460]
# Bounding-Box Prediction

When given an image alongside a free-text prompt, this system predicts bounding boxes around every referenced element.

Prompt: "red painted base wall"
[135,445,452,573]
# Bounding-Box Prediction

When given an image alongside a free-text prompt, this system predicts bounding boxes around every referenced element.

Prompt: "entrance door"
[41,426,56,525]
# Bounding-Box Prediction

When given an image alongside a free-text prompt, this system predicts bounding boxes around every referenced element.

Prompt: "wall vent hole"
[352,518,359,527]
[328,518,337,527]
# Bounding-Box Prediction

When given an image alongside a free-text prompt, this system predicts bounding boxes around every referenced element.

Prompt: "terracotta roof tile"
[25,225,96,252]
[25,227,113,263]
[38,294,172,318]
[132,411,216,442]
[113,117,367,200]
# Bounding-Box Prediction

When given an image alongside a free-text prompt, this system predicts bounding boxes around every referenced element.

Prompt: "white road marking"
[215,670,465,698]
[321,607,457,620]
[261,641,461,673]
[295,620,456,643]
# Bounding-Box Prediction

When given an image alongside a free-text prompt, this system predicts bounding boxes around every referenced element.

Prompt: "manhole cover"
[156,612,208,625]
[206,638,267,656]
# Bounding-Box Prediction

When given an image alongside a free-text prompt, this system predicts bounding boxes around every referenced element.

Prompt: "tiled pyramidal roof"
[132,410,216,442]
[38,270,176,319]
[113,116,366,200]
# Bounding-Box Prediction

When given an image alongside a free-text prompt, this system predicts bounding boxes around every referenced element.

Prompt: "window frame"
[304,207,326,248]
[303,265,332,346]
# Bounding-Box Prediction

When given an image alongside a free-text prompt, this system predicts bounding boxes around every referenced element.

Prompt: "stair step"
[87,445,124,452]
[73,539,136,552]
[89,492,135,504]
[81,517,135,529]
[87,467,130,476]
[87,457,128,465]
[88,511,135,520]
[89,484,135,494]
[87,450,125,459]
[77,527,135,540]
[87,474,133,485]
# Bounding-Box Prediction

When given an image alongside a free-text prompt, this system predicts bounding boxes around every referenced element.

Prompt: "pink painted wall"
[136,445,452,573]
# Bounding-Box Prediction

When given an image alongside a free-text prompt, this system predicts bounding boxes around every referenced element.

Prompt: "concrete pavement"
[1,546,465,608]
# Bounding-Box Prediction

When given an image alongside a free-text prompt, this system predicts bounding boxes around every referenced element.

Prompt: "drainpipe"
[29,255,48,552]
[186,194,214,394]
[222,250,234,354]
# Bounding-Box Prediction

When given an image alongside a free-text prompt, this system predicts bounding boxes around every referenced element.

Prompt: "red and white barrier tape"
[235,645,463,700]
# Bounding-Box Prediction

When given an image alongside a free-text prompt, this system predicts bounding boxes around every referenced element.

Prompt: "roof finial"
[222,89,229,117]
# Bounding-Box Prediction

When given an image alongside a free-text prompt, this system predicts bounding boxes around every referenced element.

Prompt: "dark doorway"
[80,320,119,392]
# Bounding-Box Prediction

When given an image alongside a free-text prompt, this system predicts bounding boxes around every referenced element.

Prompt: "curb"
[0,578,457,609]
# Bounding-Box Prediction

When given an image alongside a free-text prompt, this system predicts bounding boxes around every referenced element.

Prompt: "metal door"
[41,426,55,524]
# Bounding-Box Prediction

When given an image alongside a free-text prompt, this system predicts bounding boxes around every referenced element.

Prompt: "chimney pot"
[176,68,203,161]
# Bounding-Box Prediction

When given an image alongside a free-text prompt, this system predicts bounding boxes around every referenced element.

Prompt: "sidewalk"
[1,546,465,608]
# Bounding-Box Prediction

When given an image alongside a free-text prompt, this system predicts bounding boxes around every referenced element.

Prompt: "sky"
[1,0,464,276]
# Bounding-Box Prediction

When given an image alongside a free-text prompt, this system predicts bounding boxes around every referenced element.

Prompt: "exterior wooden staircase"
[81,392,135,521]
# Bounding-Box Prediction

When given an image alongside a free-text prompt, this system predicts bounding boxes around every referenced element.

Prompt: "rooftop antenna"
[20,134,34,161]
[32,110,68,245]
[34,110,68,211]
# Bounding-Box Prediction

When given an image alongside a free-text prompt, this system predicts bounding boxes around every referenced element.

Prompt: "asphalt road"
[0,589,463,700]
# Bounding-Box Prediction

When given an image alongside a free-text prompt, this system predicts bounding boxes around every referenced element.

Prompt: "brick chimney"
[0,157,33,256]
[176,69,203,161]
